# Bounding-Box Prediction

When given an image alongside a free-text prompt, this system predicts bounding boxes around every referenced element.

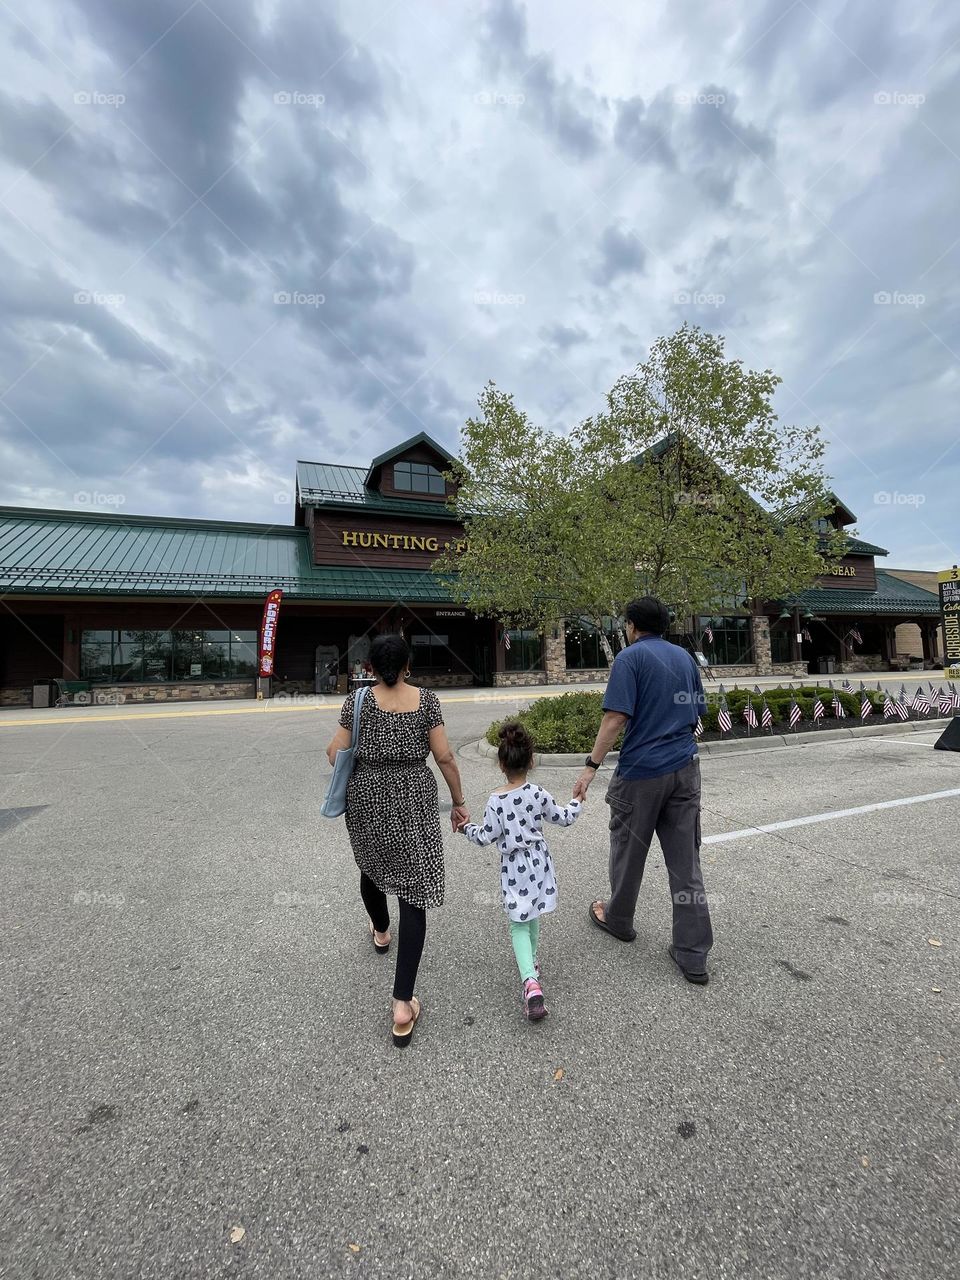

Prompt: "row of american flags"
[694,680,960,738]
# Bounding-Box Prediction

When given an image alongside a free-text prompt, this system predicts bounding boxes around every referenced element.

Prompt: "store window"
[80,629,258,682]
[410,632,450,669]
[696,616,752,666]
[504,629,542,672]
[770,626,794,664]
[565,617,620,670]
[393,461,446,495]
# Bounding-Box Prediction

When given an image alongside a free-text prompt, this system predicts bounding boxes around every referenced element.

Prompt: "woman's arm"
[326,724,351,766]
[429,724,469,829]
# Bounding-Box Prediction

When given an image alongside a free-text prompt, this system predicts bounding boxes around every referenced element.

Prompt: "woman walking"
[326,633,468,1046]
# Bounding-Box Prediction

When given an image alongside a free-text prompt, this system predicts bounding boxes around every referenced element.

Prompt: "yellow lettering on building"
[341,531,359,546]
[358,532,372,548]
[338,529,462,554]
[372,533,389,548]
[425,537,439,552]
[410,536,426,551]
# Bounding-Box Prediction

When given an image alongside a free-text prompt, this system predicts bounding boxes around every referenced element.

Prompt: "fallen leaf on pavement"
[932,987,942,994]
[347,1244,361,1254]
[229,1227,245,1244]
[860,1156,870,1168]
[553,1068,564,1082]
[928,938,943,947]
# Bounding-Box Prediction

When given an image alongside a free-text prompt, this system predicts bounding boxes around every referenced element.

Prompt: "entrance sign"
[939,567,960,675]
[258,589,283,677]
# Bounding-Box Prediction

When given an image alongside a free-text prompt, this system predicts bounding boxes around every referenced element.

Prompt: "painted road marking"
[703,787,960,846]
[0,690,548,728]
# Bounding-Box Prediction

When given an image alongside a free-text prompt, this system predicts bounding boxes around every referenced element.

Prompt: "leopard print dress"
[339,685,445,910]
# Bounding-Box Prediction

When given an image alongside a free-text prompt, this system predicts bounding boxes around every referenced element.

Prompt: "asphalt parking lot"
[1,691,958,1279]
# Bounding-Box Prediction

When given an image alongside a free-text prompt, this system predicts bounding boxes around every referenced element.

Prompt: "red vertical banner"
[258,589,283,677]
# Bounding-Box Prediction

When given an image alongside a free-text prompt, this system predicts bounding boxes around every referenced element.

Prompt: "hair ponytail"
[497,721,535,773]
[369,633,411,687]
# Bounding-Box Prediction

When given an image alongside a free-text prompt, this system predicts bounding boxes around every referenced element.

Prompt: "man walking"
[573,597,714,983]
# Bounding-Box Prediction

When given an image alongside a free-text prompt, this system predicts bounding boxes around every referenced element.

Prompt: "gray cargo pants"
[604,757,713,967]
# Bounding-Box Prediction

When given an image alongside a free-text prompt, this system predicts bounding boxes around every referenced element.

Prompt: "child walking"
[459,722,582,1021]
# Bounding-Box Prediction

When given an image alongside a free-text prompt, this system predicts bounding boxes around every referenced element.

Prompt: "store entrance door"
[314,644,339,694]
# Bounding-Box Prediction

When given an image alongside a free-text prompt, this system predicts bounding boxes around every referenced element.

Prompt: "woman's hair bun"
[369,633,411,687]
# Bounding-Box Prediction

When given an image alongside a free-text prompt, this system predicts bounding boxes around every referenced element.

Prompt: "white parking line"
[703,786,960,846]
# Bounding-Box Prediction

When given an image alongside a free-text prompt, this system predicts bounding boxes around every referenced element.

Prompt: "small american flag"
[813,694,825,722]
[894,690,909,721]
[832,688,847,719]
[502,629,511,651]
[937,688,953,714]
[717,696,732,734]
[761,699,773,730]
[860,688,872,720]
[911,687,930,716]
[883,693,895,720]
[841,678,852,693]
[789,698,802,728]
[952,683,960,711]
[744,700,758,729]
[694,715,704,739]
[848,628,863,646]
[703,626,714,645]
[802,627,812,642]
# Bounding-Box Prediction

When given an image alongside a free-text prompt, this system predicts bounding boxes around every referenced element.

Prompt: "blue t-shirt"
[603,637,706,780]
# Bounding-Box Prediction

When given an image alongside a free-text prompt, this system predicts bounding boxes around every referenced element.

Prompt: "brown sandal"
[392,997,421,1048]
[368,920,391,954]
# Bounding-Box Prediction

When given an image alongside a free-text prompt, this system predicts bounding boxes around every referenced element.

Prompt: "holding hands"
[451,803,470,832]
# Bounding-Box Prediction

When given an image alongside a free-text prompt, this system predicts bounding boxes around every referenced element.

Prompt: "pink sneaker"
[522,978,547,1021]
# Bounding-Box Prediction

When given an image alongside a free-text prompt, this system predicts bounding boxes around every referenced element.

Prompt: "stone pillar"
[751,614,772,674]
[544,623,567,685]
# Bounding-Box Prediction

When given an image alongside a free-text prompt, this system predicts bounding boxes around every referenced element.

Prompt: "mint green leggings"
[510,918,541,982]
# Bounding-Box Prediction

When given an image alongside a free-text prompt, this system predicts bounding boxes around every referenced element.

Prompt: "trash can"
[817,656,836,675]
[32,679,57,708]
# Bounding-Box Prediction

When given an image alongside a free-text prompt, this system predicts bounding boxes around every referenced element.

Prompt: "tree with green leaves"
[435,324,846,661]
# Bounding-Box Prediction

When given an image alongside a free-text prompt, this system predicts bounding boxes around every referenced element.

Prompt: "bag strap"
[351,685,369,749]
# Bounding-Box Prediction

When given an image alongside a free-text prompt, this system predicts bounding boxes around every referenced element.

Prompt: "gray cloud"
[0,0,955,565]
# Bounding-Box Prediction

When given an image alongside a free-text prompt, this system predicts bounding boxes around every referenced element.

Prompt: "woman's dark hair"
[498,721,535,774]
[369,633,411,687]
[624,596,671,636]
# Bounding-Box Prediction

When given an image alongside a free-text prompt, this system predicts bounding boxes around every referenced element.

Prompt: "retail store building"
[0,434,946,705]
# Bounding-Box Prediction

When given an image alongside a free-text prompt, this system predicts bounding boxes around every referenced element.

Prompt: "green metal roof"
[789,569,941,616]
[0,507,456,602]
[365,430,456,479]
[295,461,460,519]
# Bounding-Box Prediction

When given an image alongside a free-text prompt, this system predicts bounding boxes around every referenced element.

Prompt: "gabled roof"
[295,461,460,519]
[776,491,858,527]
[365,431,456,486]
[786,569,941,616]
[0,507,456,601]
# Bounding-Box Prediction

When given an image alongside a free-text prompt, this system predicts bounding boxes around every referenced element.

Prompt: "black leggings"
[359,873,426,1002]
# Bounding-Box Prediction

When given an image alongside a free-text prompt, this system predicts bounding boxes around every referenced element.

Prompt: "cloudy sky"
[0,0,957,565]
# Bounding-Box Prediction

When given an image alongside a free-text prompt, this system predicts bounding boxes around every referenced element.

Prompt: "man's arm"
[572,710,628,800]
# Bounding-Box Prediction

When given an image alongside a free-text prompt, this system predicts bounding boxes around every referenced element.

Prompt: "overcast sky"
[0,0,957,565]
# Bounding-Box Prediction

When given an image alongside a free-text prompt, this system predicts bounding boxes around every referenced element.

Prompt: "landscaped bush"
[485,684,890,753]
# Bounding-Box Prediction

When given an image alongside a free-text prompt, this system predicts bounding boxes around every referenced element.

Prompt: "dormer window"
[394,461,446,495]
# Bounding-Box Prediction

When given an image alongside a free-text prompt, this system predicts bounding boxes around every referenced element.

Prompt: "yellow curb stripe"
[0,690,548,728]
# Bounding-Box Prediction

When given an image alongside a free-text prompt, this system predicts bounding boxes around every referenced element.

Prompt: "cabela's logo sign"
[341,530,467,553]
